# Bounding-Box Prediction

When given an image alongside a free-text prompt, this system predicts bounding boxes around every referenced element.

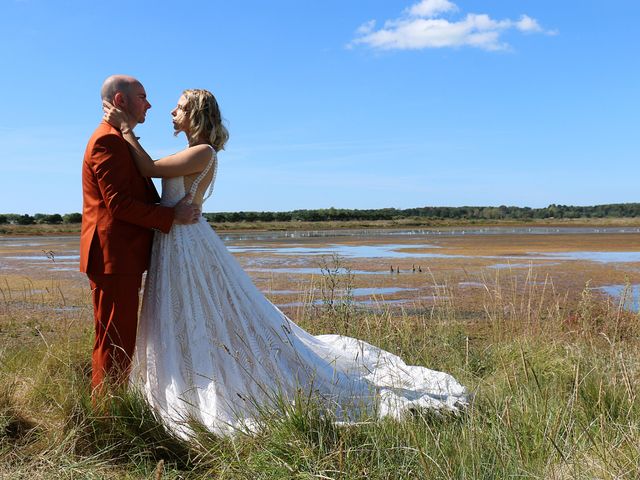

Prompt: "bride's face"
[171,95,190,134]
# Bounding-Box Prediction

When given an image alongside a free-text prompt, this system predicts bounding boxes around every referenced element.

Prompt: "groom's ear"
[113,91,127,109]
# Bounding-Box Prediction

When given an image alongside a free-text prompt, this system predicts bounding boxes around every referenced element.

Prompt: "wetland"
[2,225,640,478]
[2,226,639,315]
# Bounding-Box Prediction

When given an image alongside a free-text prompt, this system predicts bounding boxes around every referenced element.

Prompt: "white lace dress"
[131,151,467,437]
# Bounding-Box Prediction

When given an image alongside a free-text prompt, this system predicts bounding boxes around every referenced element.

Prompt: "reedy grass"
[2,266,640,478]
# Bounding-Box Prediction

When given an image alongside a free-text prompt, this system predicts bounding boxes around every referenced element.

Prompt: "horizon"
[1,1,638,214]
[4,201,640,217]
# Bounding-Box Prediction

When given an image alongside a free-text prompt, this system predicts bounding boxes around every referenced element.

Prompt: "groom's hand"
[173,194,201,224]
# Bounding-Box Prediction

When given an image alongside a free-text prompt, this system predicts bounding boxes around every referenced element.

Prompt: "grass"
[2,266,640,478]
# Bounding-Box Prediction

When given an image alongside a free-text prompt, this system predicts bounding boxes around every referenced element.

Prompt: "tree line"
[4,204,640,225]
[0,213,82,225]
[202,203,640,222]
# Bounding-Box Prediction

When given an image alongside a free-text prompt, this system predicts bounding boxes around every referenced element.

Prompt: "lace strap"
[188,146,217,200]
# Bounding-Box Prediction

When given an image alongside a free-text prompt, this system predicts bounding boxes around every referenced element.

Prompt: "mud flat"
[1,228,639,319]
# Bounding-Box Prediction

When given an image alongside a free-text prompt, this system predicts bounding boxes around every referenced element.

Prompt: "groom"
[81,75,200,392]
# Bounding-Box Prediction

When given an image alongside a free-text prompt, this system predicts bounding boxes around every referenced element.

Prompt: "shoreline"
[3,217,640,237]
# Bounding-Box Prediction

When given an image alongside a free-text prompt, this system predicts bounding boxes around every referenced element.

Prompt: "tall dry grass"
[1,263,640,478]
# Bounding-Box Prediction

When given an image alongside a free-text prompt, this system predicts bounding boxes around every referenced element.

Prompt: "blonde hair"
[180,89,229,151]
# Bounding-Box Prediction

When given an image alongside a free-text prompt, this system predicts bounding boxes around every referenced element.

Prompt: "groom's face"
[123,82,152,125]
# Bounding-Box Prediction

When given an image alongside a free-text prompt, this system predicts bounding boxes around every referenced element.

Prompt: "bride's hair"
[180,89,229,151]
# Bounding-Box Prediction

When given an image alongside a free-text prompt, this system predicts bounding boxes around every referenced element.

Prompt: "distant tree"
[0,215,7,224]
[62,213,82,223]
[195,202,640,223]
[15,214,35,225]
[45,214,63,224]
[34,213,63,224]
[274,211,291,221]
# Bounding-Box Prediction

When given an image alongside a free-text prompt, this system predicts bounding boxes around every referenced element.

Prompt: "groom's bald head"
[101,75,141,102]
[100,74,151,126]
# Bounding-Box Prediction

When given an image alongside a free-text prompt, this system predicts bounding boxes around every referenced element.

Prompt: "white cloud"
[356,19,376,35]
[516,15,542,33]
[351,1,554,51]
[406,0,457,18]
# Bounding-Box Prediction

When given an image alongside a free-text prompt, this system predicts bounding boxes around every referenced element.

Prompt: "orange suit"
[81,121,174,390]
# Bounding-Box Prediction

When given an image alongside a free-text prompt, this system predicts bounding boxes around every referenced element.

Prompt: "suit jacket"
[80,121,174,275]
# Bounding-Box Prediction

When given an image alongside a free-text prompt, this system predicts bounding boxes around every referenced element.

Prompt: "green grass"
[2,273,640,478]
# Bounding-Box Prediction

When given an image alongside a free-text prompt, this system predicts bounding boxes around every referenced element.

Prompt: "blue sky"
[1,0,638,214]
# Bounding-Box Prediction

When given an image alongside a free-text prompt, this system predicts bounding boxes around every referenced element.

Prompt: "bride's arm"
[103,101,212,178]
[121,130,212,178]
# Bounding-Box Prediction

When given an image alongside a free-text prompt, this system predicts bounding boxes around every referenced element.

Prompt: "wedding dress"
[131,151,467,437]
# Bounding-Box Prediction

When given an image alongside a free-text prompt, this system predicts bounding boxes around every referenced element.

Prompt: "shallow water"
[274,287,416,296]
[229,244,445,259]
[6,255,80,261]
[2,231,640,310]
[3,226,639,247]
[276,295,440,308]
[2,234,640,279]
[598,284,640,312]
[246,267,388,275]
[217,226,640,241]
[487,262,561,270]
[352,287,415,296]
[237,244,640,265]
[533,251,640,263]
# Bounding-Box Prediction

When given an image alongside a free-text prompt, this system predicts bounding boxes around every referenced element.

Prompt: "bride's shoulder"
[185,144,215,159]
[176,144,214,166]
[185,143,213,154]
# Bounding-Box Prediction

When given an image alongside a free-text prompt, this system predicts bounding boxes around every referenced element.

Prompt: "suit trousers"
[87,273,142,391]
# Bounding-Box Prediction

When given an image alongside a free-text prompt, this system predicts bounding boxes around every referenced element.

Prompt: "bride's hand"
[102,100,133,133]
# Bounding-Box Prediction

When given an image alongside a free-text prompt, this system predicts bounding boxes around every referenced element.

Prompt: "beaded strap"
[188,146,217,203]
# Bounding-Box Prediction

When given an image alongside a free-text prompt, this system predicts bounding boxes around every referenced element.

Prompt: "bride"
[104,89,467,437]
